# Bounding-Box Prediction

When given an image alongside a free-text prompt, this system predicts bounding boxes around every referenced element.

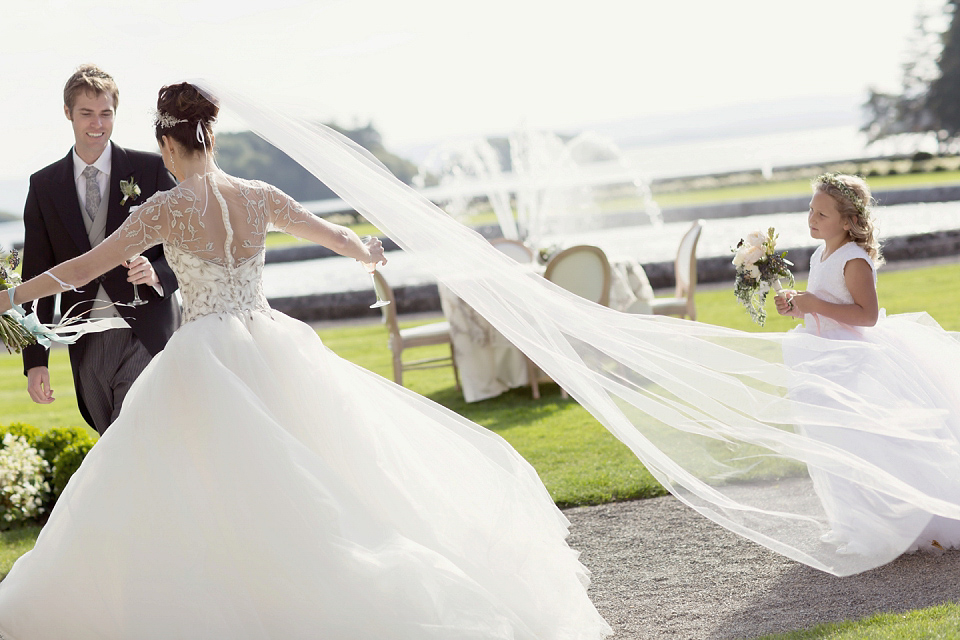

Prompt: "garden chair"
[650,219,704,320]
[372,270,460,390]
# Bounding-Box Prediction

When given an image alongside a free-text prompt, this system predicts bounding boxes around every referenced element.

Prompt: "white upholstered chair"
[650,219,704,321]
[372,270,460,389]
[527,245,612,399]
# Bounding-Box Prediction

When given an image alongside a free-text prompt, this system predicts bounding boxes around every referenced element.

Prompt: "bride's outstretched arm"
[1,198,167,313]
[265,184,385,265]
[1,238,129,312]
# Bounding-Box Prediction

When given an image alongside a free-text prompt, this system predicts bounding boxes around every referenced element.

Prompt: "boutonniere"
[119,178,141,206]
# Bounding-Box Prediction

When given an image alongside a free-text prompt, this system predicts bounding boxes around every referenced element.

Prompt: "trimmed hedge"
[0,424,98,520]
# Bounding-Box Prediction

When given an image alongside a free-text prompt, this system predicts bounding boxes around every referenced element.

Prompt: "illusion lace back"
[116,172,312,323]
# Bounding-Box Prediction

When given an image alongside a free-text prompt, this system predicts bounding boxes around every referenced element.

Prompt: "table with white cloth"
[438,257,655,402]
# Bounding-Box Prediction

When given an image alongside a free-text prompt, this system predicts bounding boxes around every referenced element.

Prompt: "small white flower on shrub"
[0,434,52,524]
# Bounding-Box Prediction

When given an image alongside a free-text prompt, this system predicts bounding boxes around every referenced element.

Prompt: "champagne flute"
[360,235,390,309]
[127,254,147,307]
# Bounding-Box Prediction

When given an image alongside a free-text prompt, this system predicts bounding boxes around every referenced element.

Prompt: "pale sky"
[0,0,943,182]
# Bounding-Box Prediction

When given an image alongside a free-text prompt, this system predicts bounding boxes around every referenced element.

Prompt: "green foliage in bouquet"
[732,228,795,326]
[0,250,37,354]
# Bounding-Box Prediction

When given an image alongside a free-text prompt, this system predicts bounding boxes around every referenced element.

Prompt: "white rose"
[746,230,767,248]
[747,264,761,280]
[742,245,765,266]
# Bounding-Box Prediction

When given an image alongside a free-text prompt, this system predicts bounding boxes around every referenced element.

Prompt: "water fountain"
[417,127,662,248]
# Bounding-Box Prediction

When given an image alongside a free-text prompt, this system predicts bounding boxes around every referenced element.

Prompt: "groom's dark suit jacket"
[20,143,181,427]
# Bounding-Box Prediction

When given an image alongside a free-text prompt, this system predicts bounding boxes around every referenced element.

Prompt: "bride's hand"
[360,235,387,267]
[124,255,159,287]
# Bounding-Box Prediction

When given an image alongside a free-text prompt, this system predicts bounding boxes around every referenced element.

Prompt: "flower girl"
[776,174,960,557]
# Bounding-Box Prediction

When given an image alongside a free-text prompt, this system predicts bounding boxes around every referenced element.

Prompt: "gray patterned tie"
[81,165,101,223]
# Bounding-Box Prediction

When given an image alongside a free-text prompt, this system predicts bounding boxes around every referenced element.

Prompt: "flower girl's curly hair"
[813,173,884,267]
[154,82,219,154]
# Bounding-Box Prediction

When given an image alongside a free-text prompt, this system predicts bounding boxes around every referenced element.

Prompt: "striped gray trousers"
[76,328,152,435]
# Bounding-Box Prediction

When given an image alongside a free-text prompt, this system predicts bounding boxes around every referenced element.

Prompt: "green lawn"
[757,602,960,639]
[2,261,959,637]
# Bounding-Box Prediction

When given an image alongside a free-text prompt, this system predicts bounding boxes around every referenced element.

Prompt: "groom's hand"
[27,366,55,404]
[125,255,159,288]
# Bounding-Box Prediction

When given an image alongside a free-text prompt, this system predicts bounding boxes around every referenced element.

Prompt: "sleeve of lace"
[264,182,316,235]
[17,191,173,299]
[261,182,355,252]
[103,191,171,261]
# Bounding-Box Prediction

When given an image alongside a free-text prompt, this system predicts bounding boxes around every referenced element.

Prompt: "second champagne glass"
[360,235,390,309]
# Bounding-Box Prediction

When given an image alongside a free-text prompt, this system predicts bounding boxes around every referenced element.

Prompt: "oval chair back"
[543,245,612,307]
[529,245,610,399]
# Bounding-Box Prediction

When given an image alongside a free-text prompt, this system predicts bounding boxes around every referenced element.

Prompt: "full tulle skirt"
[786,311,960,559]
[0,311,611,639]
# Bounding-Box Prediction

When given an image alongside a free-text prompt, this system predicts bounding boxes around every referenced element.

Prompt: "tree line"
[864,0,960,151]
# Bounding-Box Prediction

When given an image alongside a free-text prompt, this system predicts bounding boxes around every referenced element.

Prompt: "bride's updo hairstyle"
[154,82,219,154]
[813,173,884,267]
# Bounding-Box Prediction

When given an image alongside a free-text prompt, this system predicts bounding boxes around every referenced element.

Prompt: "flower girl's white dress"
[0,175,612,640]
[785,241,960,559]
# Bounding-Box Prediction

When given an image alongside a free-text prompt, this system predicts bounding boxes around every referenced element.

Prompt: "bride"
[4,78,960,636]
[0,83,612,639]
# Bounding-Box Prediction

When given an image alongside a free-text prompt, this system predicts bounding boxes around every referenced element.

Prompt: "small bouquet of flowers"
[537,243,562,265]
[732,228,794,326]
[0,249,37,354]
[1,253,130,353]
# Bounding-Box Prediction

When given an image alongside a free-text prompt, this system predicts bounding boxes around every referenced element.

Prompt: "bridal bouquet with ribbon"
[0,249,36,353]
[732,228,794,326]
[1,253,130,353]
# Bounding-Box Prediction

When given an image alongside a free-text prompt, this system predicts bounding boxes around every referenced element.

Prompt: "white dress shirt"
[71,142,163,297]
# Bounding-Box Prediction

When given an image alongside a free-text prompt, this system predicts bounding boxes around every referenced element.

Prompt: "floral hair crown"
[154,111,188,129]
[815,173,867,217]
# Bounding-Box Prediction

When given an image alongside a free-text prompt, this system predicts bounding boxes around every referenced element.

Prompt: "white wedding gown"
[784,241,960,558]
[0,175,612,639]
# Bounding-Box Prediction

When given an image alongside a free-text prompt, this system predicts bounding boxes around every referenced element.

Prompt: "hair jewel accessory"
[815,173,866,216]
[155,111,188,129]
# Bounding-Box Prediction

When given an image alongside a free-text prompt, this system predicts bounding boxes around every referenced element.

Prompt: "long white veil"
[194,79,960,576]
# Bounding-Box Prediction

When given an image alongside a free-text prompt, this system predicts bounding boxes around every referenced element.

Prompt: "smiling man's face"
[65,90,115,164]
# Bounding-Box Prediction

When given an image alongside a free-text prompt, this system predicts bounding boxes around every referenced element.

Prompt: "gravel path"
[565,496,960,639]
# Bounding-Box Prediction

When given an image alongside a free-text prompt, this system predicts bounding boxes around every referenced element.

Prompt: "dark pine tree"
[926,0,960,146]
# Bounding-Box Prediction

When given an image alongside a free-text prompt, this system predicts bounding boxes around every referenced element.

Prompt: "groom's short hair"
[63,64,120,112]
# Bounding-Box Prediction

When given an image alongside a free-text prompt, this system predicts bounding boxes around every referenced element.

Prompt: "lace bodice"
[114,173,318,323]
[805,242,876,332]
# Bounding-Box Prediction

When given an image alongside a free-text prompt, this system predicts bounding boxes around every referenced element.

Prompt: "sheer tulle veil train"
[194,79,960,576]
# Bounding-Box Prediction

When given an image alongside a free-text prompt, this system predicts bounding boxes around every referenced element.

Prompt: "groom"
[20,64,181,435]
